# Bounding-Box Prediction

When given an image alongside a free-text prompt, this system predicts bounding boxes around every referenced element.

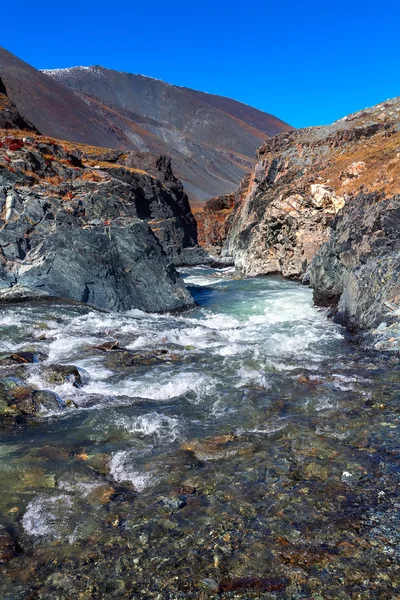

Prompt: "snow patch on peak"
[41,66,102,77]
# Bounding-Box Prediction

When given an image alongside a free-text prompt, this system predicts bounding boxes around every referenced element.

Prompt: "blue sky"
[3,0,399,128]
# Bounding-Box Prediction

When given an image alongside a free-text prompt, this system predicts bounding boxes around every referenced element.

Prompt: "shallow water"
[1,267,400,598]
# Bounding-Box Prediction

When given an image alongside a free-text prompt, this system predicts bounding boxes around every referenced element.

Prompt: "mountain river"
[0,267,399,598]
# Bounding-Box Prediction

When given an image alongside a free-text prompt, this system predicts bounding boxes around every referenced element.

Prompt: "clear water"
[0,267,399,598]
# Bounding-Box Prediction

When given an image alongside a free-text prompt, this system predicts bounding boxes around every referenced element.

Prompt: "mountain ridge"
[39,62,292,203]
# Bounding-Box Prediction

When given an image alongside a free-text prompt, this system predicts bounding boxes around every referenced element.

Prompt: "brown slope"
[181,88,293,137]
[0,47,129,149]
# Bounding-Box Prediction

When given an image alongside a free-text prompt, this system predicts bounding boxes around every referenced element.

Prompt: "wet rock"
[181,434,256,461]
[35,446,71,461]
[105,350,171,369]
[32,389,67,411]
[44,364,88,388]
[157,494,187,512]
[0,376,35,415]
[91,340,119,352]
[10,351,39,364]
[0,526,17,563]
[218,577,288,593]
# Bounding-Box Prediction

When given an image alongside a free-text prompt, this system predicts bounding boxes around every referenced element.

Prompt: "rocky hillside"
[223,97,400,275]
[39,63,292,203]
[0,128,202,312]
[0,76,37,132]
[0,48,126,149]
[0,47,292,204]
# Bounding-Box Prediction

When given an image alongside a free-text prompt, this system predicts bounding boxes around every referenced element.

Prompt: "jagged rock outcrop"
[195,193,235,255]
[309,192,400,343]
[0,132,196,312]
[224,97,400,278]
[64,146,209,265]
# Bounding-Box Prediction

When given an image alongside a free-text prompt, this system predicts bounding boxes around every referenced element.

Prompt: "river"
[0,267,399,598]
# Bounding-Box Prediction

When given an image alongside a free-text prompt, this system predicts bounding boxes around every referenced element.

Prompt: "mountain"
[42,65,292,204]
[0,47,128,149]
[0,46,292,204]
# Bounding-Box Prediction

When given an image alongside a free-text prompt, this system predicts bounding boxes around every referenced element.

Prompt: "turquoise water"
[0,267,399,598]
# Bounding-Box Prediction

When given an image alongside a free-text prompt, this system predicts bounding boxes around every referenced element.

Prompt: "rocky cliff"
[0,76,37,132]
[309,192,400,349]
[195,193,235,255]
[224,97,400,279]
[0,131,197,312]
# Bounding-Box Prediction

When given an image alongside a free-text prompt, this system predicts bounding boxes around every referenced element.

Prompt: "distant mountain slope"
[43,66,293,203]
[0,47,293,202]
[0,47,128,149]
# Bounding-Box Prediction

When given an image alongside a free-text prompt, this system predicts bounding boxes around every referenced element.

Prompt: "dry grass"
[326,131,400,198]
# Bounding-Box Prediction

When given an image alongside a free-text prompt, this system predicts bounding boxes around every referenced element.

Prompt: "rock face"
[0,132,195,312]
[195,193,235,255]
[309,193,400,333]
[0,47,292,204]
[224,97,400,277]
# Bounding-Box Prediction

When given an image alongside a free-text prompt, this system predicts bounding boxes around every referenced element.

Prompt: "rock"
[10,352,39,364]
[121,153,210,266]
[7,223,193,313]
[180,434,255,461]
[105,349,173,369]
[0,376,35,415]
[0,525,17,562]
[0,376,69,417]
[0,134,200,312]
[91,340,119,352]
[309,193,400,335]
[32,389,67,411]
[195,193,235,255]
[44,364,88,388]
[0,75,37,132]
[309,184,344,212]
[218,577,288,593]
[0,285,49,302]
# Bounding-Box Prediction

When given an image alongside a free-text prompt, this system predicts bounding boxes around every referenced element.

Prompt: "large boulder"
[15,222,192,312]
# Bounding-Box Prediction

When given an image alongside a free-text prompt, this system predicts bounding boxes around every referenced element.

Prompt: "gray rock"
[15,222,193,312]
[309,192,400,332]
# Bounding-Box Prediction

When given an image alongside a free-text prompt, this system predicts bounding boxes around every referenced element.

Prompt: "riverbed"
[1,267,399,598]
